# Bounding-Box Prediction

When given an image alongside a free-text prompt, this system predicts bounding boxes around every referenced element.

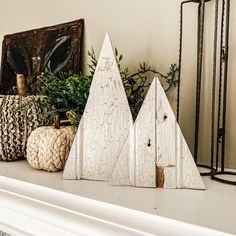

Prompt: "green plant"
[15,47,179,126]
[36,68,92,125]
[13,70,92,127]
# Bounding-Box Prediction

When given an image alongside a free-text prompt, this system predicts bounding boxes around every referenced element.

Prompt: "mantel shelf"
[0,160,234,236]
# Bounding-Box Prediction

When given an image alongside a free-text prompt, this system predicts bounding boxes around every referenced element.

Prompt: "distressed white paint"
[111,77,205,189]
[63,34,204,188]
[175,125,206,189]
[110,80,156,187]
[135,80,156,187]
[63,33,133,180]
[109,135,133,186]
[63,118,84,180]
[156,80,176,167]
[155,78,205,190]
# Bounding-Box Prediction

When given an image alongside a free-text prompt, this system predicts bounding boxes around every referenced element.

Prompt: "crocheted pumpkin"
[27,126,75,172]
[0,95,47,161]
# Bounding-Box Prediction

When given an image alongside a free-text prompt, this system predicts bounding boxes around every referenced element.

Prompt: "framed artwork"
[0,19,84,94]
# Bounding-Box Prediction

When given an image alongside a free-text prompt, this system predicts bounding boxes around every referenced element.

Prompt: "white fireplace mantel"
[0,160,234,236]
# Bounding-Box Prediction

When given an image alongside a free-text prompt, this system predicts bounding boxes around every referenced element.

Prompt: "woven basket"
[0,95,46,161]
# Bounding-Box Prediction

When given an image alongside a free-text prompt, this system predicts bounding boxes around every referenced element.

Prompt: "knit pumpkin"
[0,95,47,161]
[27,126,75,172]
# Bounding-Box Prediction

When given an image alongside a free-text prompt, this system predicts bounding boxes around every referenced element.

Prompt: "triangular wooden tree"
[63,33,133,180]
[110,77,205,189]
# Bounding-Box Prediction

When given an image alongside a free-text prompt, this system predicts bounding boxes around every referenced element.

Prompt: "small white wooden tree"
[110,78,205,189]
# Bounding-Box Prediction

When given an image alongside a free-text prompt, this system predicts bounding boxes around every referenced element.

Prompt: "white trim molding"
[0,176,232,236]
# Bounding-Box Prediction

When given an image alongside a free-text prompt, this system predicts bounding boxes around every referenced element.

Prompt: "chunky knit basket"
[0,95,46,161]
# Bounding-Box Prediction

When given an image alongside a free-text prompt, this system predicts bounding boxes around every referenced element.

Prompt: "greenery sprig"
[14,47,179,126]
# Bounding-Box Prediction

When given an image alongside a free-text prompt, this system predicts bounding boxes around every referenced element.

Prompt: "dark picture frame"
[0,19,84,95]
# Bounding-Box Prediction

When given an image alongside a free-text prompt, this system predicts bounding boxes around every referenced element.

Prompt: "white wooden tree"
[63,33,133,180]
[63,33,205,190]
[110,77,205,190]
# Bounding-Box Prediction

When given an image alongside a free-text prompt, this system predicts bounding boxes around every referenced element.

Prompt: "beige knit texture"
[27,126,75,172]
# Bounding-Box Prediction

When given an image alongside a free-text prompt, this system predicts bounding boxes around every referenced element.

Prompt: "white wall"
[0,0,236,168]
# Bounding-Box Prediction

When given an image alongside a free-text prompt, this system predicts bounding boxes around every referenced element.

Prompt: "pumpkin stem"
[54,115,61,129]
[16,74,27,97]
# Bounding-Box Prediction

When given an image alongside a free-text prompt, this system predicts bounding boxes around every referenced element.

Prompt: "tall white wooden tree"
[63,33,133,180]
[110,77,205,190]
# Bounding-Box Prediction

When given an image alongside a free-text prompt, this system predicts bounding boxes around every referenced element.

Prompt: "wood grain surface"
[64,33,133,181]
[111,78,205,189]
[64,34,205,189]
